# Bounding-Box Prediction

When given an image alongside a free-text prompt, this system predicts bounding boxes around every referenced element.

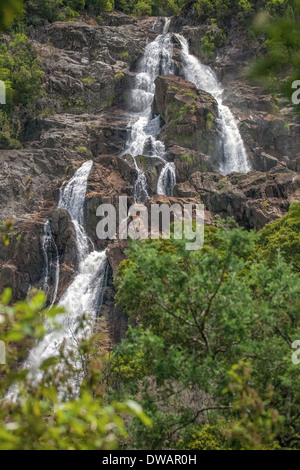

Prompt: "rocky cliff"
[0,13,299,344]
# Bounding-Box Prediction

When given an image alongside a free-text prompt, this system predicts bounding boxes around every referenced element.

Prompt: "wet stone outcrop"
[175,170,300,230]
[154,75,221,166]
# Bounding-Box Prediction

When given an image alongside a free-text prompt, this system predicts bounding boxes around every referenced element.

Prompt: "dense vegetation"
[0,290,151,450]
[1,204,299,449]
[102,205,300,449]
[0,33,43,149]
[1,0,298,26]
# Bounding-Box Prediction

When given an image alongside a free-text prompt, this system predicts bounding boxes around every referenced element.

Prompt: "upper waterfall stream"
[176,35,251,175]
[123,22,250,201]
[123,19,176,201]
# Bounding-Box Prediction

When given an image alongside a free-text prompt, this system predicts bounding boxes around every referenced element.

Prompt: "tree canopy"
[104,216,300,449]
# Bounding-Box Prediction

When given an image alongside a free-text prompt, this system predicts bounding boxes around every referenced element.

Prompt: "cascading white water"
[176,35,251,175]
[123,19,176,201]
[157,162,176,197]
[42,220,60,308]
[58,161,93,261]
[8,161,108,399]
[24,249,107,394]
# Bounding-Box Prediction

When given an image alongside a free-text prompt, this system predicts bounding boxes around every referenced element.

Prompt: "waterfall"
[42,220,60,308]
[58,160,93,261]
[8,161,108,399]
[157,162,176,197]
[176,35,251,175]
[123,18,176,201]
[163,17,171,35]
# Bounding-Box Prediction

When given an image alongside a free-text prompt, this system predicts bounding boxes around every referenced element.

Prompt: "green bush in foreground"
[0,290,151,450]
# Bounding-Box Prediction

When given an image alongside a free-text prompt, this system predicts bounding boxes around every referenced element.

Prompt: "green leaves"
[0,290,151,450]
[0,33,44,149]
[1,288,12,306]
[250,2,300,109]
[257,202,300,272]
[111,222,300,448]
[0,0,24,31]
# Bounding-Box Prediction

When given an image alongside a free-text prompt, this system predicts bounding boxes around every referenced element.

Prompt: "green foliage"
[114,0,184,16]
[24,0,184,24]
[114,72,125,81]
[25,0,114,25]
[178,424,226,450]
[206,111,215,129]
[180,153,195,163]
[134,1,152,15]
[107,223,300,449]
[0,219,15,246]
[0,0,24,31]
[195,0,236,26]
[0,289,151,450]
[200,30,216,59]
[222,362,282,450]
[1,34,44,107]
[0,33,43,149]
[250,1,300,110]
[257,202,300,272]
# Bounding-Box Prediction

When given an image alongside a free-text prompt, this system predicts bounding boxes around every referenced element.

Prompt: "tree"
[250,0,300,110]
[0,289,151,450]
[106,224,300,449]
[0,33,44,149]
[257,202,300,272]
[0,0,24,31]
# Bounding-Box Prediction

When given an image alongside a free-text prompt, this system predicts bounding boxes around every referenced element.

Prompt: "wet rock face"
[174,170,300,230]
[30,18,156,116]
[0,218,45,300]
[154,75,220,162]
[48,208,78,298]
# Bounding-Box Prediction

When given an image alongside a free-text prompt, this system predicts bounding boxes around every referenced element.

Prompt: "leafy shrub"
[0,33,43,148]
[25,0,114,25]
[134,1,152,16]
[0,0,24,31]
[257,202,300,272]
[0,288,151,450]
[108,224,300,449]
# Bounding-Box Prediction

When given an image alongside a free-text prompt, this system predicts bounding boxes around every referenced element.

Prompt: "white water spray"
[58,161,93,261]
[8,162,108,399]
[157,162,176,197]
[124,19,176,200]
[42,220,60,308]
[176,35,251,175]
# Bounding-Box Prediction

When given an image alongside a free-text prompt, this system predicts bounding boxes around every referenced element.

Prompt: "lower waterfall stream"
[8,161,108,399]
